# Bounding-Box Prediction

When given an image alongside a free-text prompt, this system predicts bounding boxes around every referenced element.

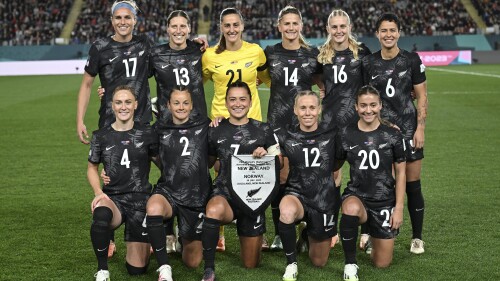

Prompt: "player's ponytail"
[277,6,310,50]
[216,8,244,54]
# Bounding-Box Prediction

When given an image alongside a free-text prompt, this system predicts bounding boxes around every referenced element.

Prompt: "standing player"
[146,87,211,281]
[276,90,340,281]
[200,81,281,281]
[87,85,158,281]
[317,8,372,251]
[264,5,322,251]
[362,12,428,254]
[150,10,207,121]
[202,7,270,121]
[336,85,406,281]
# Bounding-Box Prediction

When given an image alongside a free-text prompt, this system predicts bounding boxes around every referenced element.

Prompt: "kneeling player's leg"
[146,194,173,268]
[237,211,266,268]
[125,242,150,275]
[91,199,122,271]
[279,195,304,265]
[308,237,331,267]
[340,196,367,266]
[182,239,203,268]
[370,238,394,268]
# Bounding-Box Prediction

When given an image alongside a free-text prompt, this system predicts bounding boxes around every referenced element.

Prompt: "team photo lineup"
[76,1,429,281]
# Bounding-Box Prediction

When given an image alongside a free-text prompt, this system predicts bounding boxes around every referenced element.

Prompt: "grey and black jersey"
[85,35,153,128]
[265,44,321,129]
[362,49,426,139]
[275,126,338,213]
[320,44,371,130]
[336,123,406,207]
[88,123,158,195]
[154,116,211,209]
[150,40,207,120]
[208,119,278,201]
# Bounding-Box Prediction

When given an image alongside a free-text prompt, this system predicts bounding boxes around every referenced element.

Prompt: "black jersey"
[85,35,153,128]
[208,119,278,200]
[320,44,371,130]
[362,49,426,139]
[265,44,321,129]
[88,123,158,195]
[276,126,338,213]
[150,40,207,120]
[336,123,406,207]
[155,116,211,209]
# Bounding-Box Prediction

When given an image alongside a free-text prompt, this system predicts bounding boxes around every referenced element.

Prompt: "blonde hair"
[318,9,362,64]
[294,90,321,107]
[216,8,243,54]
[277,6,310,50]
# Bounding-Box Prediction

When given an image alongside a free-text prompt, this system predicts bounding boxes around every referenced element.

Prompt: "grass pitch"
[0,64,499,280]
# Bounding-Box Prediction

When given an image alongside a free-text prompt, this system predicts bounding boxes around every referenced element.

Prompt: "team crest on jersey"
[245,62,253,68]
[398,70,407,77]
[319,140,330,146]
[177,59,185,64]
[364,141,373,145]
[191,59,199,65]
[195,129,203,135]
[287,59,296,64]
[335,56,345,63]
[247,139,257,145]
[123,51,132,56]
[135,142,144,148]
[385,69,394,75]
[121,140,130,145]
[306,139,316,144]
[139,50,145,56]
[378,143,388,149]
[350,58,358,63]
[301,62,310,68]
[230,60,238,64]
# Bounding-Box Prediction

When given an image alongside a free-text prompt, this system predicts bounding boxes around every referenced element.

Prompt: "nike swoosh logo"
[163,134,172,139]
[253,224,262,229]
[155,247,165,252]
[161,64,170,69]
[292,143,300,147]
[371,75,379,80]
[97,247,108,252]
[349,145,358,149]
[415,208,424,211]
[272,62,280,67]
[142,232,148,236]
[411,150,417,155]
[217,139,225,144]
[342,237,354,241]
[325,227,334,232]
[106,145,115,151]
[109,56,119,62]
[196,229,202,234]
[215,65,222,68]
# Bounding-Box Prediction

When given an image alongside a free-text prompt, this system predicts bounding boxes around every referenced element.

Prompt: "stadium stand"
[471,0,499,27]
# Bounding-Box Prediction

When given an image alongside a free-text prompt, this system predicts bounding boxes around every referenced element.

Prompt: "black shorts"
[405,139,424,162]
[287,193,337,240]
[211,186,266,237]
[109,193,150,243]
[153,188,205,241]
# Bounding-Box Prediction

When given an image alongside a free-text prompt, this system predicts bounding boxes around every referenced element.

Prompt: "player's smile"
[279,14,302,42]
[112,8,136,40]
[377,21,400,49]
[221,14,243,45]
[168,90,193,124]
[295,95,320,132]
[112,90,137,123]
[356,94,382,125]
[168,16,190,49]
[328,16,350,48]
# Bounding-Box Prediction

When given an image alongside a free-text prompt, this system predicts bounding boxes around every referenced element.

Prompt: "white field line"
[429,91,497,95]
[428,67,500,78]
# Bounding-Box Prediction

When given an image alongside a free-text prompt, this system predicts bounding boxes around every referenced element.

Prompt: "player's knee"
[125,262,148,275]
[279,207,297,224]
[342,202,362,216]
[310,255,328,267]
[205,203,224,220]
[92,206,113,228]
[146,201,164,216]
[373,258,392,268]
[183,255,202,268]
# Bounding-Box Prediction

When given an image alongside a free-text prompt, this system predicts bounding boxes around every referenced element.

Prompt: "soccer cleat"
[157,264,173,281]
[107,241,116,258]
[216,236,225,252]
[330,234,340,248]
[359,234,370,250]
[201,268,216,281]
[282,262,298,281]
[166,235,176,253]
[296,222,308,253]
[262,236,270,251]
[410,238,425,254]
[364,237,372,255]
[94,269,110,281]
[270,235,283,250]
[343,264,359,281]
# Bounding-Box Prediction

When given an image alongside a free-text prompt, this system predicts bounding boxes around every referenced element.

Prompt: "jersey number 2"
[303,148,320,167]
[226,69,242,87]
[180,137,191,156]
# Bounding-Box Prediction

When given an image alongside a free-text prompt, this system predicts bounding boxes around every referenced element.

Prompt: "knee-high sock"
[164,217,174,236]
[278,221,297,264]
[407,180,424,239]
[147,215,169,266]
[340,214,359,264]
[333,185,342,233]
[91,206,113,270]
[202,217,221,270]
[271,185,285,235]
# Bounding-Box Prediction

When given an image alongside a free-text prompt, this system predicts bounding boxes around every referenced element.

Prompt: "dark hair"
[216,8,243,54]
[113,85,136,99]
[168,85,192,102]
[225,80,251,100]
[375,12,401,31]
[167,10,190,27]
[356,85,393,126]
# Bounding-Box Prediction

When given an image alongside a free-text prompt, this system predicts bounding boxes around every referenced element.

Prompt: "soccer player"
[362,13,428,254]
[146,87,211,281]
[150,10,207,121]
[202,7,270,121]
[317,8,372,251]
[336,85,406,281]
[200,81,281,281]
[264,5,322,251]
[87,85,158,281]
[275,90,340,281]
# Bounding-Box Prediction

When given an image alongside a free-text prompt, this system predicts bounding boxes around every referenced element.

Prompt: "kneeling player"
[336,86,406,281]
[87,85,158,281]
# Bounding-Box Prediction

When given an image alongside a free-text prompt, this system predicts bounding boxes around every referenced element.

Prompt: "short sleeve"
[148,128,159,158]
[392,131,406,163]
[202,51,212,82]
[264,124,279,150]
[361,55,371,85]
[410,52,426,85]
[207,127,217,157]
[334,131,347,161]
[256,46,267,71]
[84,44,100,77]
[88,132,102,164]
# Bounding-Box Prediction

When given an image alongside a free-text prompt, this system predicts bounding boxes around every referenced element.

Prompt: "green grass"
[0,64,499,280]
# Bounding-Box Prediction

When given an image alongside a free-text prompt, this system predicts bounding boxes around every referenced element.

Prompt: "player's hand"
[256,77,262,86]
[101,169,110,185]
[319,88,325,99]
[91,193,111,213]
[390,207,403,230]
[387,121,401,131]
[210,116,224,127]
[413,126,425,150]
[97,86,105,100]
[252,147,267,158]
[410,90,416,101]
[77,122,90,144]
[193,37,209,52]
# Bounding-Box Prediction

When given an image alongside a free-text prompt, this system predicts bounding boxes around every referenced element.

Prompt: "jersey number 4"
[120,149,130,168]
[283,67,298,86]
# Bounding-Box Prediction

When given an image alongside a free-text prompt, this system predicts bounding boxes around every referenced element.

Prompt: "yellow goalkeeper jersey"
[202,41,270,121]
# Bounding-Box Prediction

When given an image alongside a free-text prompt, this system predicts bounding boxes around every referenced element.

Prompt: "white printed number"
[323,214,335,227]
[120,149,130,168]
[180,137,191,156]
[332,65,347,83]
[381,208,394,227]
[303,147,320,167]
[231,144,240,155]
[386,78,395,97]
[358,149,379,170]
[283,67,298,86]
[173,68,190,86]
[122,57,137,77]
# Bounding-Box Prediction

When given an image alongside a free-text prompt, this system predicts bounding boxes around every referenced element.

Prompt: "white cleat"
[282,262,298,281]
[410,238,425,254]
[157,264,173,281]
[94,269,110,281]
[343,264,359,281]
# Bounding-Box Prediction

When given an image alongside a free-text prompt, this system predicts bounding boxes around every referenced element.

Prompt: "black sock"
[278,221,297,264]
[407,180,424,239]
[110,231,115,243]
[340,214,359,264]
[333,185,342,233]
[91,206,113,270]
[147,215,169,266]
[271,186,284,235]
[360,222,369,235]
[202,217,220,270]
[165,218,174,236]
